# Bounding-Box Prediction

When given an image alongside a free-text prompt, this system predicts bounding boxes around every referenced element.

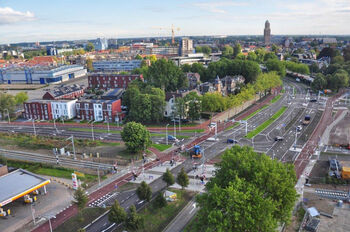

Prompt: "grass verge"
[67,127,121,134]
[55,208,107,232]
[270,95,281,104]
[246,106,287,139]
[151,144,172,152]
[132,189,195,232]
[0,157,99,182]
[224,122,239,131]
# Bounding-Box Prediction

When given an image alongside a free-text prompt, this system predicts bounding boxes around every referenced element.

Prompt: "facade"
[42,84,85,100]
[75,99,122,122]
[179,38,194,56]
[221,75,245,95]
[0,65,87,84]
[144,46,179,57]
[51,100,77,119]
[264,20,271,45]
[23,100,53,120]
[95,38,108,51]
[164,90,199,118]
[92,60,142,72]
[46,46,57,56]
[186,72,201,90]
[88,73,143,90]
[171,53,211,66]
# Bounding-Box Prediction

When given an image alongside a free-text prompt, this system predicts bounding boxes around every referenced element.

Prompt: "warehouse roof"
[0,169,50,207]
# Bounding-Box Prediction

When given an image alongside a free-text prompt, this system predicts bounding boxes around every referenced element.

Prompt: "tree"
[343,46,350,62]
[327,71,349,90]
[181,64,191,73]
[109,200,127,225]
[233,43,242,58]
[121,122,151,153]
[247,52,257,61]
[185,92,202,122]
[125,205,144,231]
[73,187,88,212]
[145,59,187,91]
[86,58,93,71]
[309,62,320,73]
[77,228,86,232]
[153,192,167,208]
[136,181,152,202]
[311,73,327,91]
[222,45,233,58]
[266,59,286,77]
[264,52,278,61]
[202,92,227,113]
[176,167,189,189]
[271,44,278,53]
[193,146,297,232]
[318,47,336,59]
[196,45,212,55]
[85,42,95,52]
[135,54,142,60]
[14,92,28,105]
[0,93,16,118]
[162,168,175,187]
[332,56,344,64]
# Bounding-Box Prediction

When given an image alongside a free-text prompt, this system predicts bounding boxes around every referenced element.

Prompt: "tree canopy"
[121,122,151,153]
[196,45,212,55]
[176,167,189,189]
[109,200,127,225]
[73,187,88,211]
[266,59,286,77]
[193,146,297,232]
[136,181,152,202]
[125,205,144,231]
[162,168,175,187]
[85,42,95,52]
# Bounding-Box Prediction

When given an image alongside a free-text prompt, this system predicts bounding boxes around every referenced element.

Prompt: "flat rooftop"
[0,169,50,207]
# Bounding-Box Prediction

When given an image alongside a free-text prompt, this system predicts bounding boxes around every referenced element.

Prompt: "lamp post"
[66,135,76,160]
[166,124,169,145]
[91,121,97,141]
[53,118,58,133]
[105,116,110,134]
[4,109,10,123]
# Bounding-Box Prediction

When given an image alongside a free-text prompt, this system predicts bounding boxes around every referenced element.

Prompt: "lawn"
[224,122,239,131]
[133,189,195,232]
[55,207,107,232]
[246,106,287,139]
[270,95,281,104]
[151,144,172,152]
[0,158,99,182]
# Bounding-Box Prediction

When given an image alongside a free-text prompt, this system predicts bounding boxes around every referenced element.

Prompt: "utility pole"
[166,124,169,145]
[66,135,76,160]
[105,116,110,134]
[53,118,58,133]
[91,121,96,141]
[32,119,36,136]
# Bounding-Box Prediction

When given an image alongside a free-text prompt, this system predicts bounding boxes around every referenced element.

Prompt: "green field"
[151,144,172,152]
[246,106,287,139]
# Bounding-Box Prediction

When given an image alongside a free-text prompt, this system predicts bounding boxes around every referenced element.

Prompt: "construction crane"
[154,25,180,44]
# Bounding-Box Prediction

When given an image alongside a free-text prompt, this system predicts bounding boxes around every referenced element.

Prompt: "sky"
[0,0,350,44]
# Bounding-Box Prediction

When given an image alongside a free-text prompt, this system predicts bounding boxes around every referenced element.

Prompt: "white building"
[0,65,87,85]
[92,60,142,72]
[51,99,77,119]
[95,38,108,51]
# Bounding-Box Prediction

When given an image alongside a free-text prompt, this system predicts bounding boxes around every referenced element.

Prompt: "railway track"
[0,148,114,171]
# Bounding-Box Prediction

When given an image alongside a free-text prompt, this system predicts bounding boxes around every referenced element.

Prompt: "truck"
[190,145,202,158]
[302,115,311,125]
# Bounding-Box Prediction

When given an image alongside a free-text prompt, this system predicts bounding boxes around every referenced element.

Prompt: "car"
[207,137,219,141]
[274,136,284,141]
[310,99,317,102]
[296,125,302,131]
[329,159,341,171]
[168,135,178,141]
[227,139,238,144]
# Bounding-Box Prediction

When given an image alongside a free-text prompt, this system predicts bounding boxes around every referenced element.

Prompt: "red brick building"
[23,100,53,120]
[88,74,143,90]
[75,99,122,122]
[42,84,85,100]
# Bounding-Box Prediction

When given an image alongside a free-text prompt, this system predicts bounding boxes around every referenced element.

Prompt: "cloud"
[0,7,35,25]
[193,1,248,14]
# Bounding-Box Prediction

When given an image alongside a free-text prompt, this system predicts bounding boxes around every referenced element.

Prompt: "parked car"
[227,139,238,144]
[275,136,284,141]
[168,135,178,142]
[310,99,317,102]
[296,125,302,131]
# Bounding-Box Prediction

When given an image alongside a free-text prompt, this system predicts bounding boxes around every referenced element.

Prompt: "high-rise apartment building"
[180,37,193,56]
[264,20,271,45]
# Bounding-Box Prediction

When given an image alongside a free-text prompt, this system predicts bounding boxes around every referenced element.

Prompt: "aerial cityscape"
[1,1,350,232]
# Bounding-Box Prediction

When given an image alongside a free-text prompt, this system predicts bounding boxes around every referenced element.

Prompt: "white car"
[207,137,219,141]
[209,122,217,128]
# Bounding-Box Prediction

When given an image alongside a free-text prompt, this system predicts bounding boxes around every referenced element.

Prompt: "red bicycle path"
[32,91,279,232]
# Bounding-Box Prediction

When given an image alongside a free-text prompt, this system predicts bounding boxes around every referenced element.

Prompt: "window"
[85,103,89,109]
[107,104,111,110]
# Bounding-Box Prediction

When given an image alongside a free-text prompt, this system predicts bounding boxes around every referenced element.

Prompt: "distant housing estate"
[92,60,142,72]
[88,73,143,90]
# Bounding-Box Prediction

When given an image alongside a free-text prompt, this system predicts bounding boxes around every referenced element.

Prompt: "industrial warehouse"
[0,65,86,84]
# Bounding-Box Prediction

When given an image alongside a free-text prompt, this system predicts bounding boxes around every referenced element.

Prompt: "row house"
[75,99,122,122]
[42,84,85,100]
[23,100,52,120]
[51,100,77,119]
[88,74,143,90]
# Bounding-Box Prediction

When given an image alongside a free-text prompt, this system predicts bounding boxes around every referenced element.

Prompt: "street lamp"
[166,124,169,145]
[105,116,110,134]
[4,109,10,124]
[66,135,76,160]
[91,121,97,141]
[53,118,58,133]
[44,215,56,232]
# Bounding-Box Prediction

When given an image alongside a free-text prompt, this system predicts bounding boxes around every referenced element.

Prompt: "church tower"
[264,20,271,45]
